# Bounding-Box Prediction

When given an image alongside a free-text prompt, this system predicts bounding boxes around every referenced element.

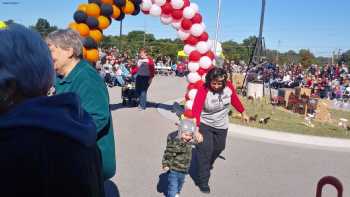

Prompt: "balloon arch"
[69,0,216,118]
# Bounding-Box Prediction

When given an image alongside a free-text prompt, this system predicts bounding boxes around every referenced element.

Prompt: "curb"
[157,99,350,152]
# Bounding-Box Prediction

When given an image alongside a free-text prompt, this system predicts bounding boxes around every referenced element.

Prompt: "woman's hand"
[194,131,203,144]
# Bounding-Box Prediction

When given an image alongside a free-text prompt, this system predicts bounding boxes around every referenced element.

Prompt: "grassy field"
[230,97,350,139]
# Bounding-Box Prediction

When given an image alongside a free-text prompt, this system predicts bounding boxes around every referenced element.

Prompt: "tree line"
[7,18,350,67]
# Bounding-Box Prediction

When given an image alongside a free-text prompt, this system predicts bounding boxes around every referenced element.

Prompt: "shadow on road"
[104,180,120,197]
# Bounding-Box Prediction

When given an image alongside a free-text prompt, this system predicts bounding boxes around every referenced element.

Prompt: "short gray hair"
[0,23,54,103]
[46,29,83,58]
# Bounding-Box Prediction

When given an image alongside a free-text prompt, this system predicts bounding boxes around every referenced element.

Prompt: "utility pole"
[332,50,335,65]
[242,0,266,89]
[143,17,147,48]
[276,40,281,65]
[119,20,123,53]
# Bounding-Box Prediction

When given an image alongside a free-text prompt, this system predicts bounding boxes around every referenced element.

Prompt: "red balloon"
[161,3,173,15]
[181,19,192,30]
[195,80,204,89]
[185,35,198,45]
[187,83,196,90]
[197,67,208,76]
[142,10,150,15]
[172,9,183,20]
[183,0,190,7]
[191,13,202,24]
[198,32,209,41]
[189,51,201,62]
[205,51,215,60]
[184,109,194,118]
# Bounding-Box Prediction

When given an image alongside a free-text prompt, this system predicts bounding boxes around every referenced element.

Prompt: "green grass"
[230,97,350,139]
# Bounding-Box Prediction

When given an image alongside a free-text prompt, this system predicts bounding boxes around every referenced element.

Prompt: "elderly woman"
[192,67,247,193]
[45,29,116,180]
[0,23,104,196]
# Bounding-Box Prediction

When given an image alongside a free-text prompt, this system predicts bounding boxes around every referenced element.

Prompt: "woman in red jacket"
[192,67,248,193]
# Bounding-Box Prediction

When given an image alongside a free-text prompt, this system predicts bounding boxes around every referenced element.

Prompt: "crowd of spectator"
[224,60,350,100]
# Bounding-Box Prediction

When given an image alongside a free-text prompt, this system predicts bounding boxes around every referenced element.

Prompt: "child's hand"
[194,131,203,144]
[163,167,170,172]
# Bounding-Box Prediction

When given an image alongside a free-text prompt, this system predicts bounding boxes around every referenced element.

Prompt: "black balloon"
[74,11,88,23]
[86,16,99,29]
[88,0,101,6]
[115,12,125,21]
[101,4,113,16]
[83,37,98,49]
[132,5,140,16]
[132,0,142,6]
[114,0,126,7]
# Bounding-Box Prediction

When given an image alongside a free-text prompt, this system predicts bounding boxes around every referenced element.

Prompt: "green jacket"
[55,60,116,179]
[162,136,192,173]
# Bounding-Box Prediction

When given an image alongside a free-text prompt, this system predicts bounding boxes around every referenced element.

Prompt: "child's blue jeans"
[167,170,186,197]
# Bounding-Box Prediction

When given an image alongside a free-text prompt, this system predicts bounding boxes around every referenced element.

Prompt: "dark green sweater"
[55,60,116,179]
[162,137,193,173]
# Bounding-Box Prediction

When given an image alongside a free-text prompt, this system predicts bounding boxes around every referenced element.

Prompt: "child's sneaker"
[175,194,180,197]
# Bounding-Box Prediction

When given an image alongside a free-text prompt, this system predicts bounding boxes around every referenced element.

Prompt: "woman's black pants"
[196,123,228,187]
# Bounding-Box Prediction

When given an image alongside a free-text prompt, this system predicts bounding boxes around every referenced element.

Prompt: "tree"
[340,50,350,65]
[299,49,316,68]
[30,18,57,37]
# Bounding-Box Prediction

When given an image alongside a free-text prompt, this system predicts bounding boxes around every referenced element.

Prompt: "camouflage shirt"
[162,137,193,173]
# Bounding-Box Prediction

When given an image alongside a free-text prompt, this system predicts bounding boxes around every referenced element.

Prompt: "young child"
[162,119,198,197]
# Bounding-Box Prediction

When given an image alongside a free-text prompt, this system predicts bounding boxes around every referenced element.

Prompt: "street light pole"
[214,0,222,58]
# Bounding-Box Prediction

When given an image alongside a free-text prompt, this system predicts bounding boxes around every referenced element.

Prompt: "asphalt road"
[108,75,349,197]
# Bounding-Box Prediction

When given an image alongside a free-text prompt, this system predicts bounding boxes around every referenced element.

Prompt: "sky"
[1,0,349,57]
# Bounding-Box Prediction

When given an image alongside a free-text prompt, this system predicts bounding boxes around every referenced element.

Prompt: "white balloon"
[188,89,198,100]
[190,23,205,37]
[185,100,194,110]
[196,41,210,54]
[171,20,182,30]
[184,44,196,55]
[154,0,166,6]
[187,72,201,83]
[160,15,173,25]
[150,5,162,16]
[171,0,184,9]
[199,56,212,69]
[201,22,206,30]
[202,74,207,82]
[188,62,200,72]
[189,2,199,13]
[140,0,153,11]
[183,7,196,19]
[177,29,190,40]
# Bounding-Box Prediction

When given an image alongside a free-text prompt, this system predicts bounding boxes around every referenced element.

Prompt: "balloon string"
[214,0,222,58]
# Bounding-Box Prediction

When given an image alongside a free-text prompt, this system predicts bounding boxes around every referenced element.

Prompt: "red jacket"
[148,57,155,79]
[192,81,245,126]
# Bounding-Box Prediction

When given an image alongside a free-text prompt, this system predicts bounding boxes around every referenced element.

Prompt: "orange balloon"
[77,3,88,12]
[98,16,110,30]
[82,47,87,59]
[86,3,101,17]
[77,23,90,37]
[101,0,114,4]
[89,29,103,43]
[86,49,99,62]
[111,5,121,19]
[69,22,78,31]
[123,0,135,15]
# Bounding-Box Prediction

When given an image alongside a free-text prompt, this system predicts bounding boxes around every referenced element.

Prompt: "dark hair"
[204,67,228,91]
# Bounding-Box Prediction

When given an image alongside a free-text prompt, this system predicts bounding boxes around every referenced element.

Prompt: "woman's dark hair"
[204,67,228,91]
